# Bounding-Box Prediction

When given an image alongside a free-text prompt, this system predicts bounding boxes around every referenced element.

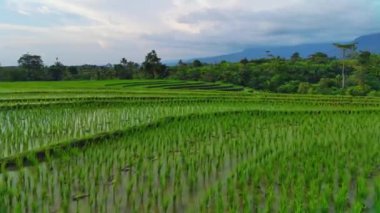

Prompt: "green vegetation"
[0,80,379,212]
[1,49,380,96]
[171,51,380,96]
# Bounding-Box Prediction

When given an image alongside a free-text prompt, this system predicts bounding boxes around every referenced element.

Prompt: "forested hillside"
[170,51,380,96]
[1,50,380,96]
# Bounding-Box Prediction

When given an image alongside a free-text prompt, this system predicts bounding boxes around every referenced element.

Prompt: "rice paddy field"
[0,80,380,212]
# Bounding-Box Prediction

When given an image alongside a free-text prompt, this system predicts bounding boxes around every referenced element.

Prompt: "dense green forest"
[1,50,380,96]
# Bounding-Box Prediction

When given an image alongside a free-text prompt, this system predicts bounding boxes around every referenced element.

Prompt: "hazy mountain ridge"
[188,33,380,63]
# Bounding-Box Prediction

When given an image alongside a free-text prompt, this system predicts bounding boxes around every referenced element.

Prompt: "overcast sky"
[0,0,380,66]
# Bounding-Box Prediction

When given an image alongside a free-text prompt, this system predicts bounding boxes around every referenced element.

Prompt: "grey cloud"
[146,1,380,59]
[1,0,380,65]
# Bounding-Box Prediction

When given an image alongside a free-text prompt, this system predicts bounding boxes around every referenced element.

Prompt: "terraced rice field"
[0,80,380,212]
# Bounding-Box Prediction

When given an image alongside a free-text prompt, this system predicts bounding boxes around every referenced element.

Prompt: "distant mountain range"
[186,33,380,64]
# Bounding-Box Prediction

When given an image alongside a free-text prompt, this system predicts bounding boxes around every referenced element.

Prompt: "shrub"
[277,81,300,93]
[347,84,371,96]
[297,82,312,94]
[368,90,380,97]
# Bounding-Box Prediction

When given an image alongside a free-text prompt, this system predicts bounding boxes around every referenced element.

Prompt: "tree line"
[0,50,167,81]
[170,51,380,96]
[1,49,380,96]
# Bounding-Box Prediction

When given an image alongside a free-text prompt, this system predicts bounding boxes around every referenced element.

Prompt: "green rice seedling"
[1,81,380,212]
[351,200,365,213]
[356,176,369,202]
[373,178,380,210]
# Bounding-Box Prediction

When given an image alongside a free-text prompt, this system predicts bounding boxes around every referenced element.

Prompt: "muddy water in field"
[2,112,291,212]
[0,101,287,158]
[2,112,380,212]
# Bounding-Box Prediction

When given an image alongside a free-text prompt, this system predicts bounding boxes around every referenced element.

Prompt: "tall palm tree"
[333,42,357,89]
[120,58,128,67]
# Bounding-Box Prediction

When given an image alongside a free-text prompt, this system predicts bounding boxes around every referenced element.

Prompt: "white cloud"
[0,0,379,65]
[155,0,380,59]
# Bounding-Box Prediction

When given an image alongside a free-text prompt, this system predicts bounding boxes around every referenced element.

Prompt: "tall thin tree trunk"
[342,62,345,89]
[341,49,346,89]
